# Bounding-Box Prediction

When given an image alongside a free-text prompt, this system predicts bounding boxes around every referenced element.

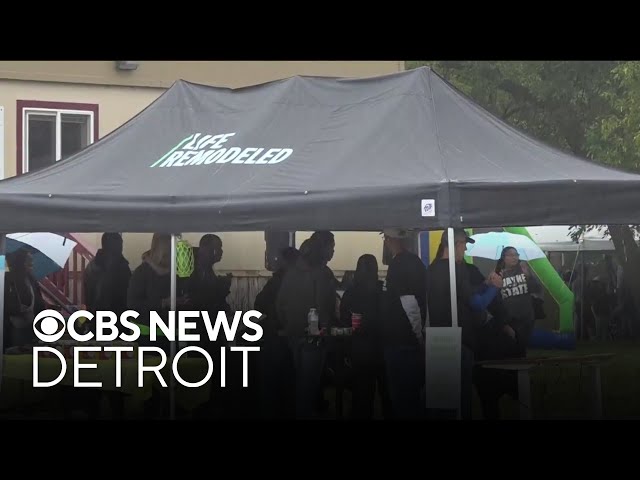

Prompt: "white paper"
[424,327,462,410]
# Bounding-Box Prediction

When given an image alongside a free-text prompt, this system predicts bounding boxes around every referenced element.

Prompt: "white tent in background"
[526,225,615,252]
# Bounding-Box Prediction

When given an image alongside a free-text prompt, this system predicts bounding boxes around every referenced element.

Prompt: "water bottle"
[308,308,319,335]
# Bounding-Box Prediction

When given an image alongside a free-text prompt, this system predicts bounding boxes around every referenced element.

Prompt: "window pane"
[27,114,56,172]
[61,113,90,160]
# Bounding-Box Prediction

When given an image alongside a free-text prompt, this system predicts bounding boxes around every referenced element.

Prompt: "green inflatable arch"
[503,226,575,333]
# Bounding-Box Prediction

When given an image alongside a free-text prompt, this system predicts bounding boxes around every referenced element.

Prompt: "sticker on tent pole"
[421,199,435,217]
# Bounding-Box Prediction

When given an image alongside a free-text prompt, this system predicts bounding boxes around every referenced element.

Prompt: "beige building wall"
[0,79,164,179]
[0,61,405,89]
[122,231,385,277]
[0,61,404,275]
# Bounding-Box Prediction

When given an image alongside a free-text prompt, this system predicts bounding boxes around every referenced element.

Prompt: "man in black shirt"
[426,228,507,419]
[380,228,428,419]
[84,232,131,321]
[188,234,233,417]
[426,230,509,349]
[82,233,131,419]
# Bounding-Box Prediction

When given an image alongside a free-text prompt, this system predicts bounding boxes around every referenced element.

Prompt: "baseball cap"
[381,228,411,239]
[440,228,475,245]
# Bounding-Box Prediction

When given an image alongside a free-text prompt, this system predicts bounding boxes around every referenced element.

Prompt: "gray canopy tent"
[2,66,640,418]
[1,67,640,232]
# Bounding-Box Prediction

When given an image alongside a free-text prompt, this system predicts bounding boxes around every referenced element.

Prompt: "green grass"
[481,340,640,420]
[2,341,638,420]
[325,341,640,420]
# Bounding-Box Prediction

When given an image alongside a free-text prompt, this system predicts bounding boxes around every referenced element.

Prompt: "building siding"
[0,61,404,275]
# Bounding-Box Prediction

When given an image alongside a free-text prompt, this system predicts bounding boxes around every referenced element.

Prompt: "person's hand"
[521,262,530,276]
[503,324,516,339]
[488,272,503,289]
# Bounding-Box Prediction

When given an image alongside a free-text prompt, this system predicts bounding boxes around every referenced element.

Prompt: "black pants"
[383,345,424,420]
[289,337,327,419]
[350,337,381,419]
[257,335,295,419]
[473,368,519,420]
[6,325,33,349]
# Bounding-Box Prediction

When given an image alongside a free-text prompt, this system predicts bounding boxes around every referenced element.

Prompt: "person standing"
[494,246,542,355]
[379,228,427,419]
[339,254,387,419]
[83,232,132,418]
[426,229,507,420]
[188,234,232,349]
[4,248,45,349]
[187,234,237,417]
[276,237,337,419]
[84,233,131,323]
[253,246,299,418]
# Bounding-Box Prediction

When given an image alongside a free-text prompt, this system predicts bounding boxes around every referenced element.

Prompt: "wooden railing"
[41,233,96,310]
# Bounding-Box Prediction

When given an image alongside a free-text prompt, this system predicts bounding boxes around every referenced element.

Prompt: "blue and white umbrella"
[5,232,77,279]
[465,231,546,261]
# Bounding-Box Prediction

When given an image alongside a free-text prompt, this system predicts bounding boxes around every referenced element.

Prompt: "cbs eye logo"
[33,310,67,343]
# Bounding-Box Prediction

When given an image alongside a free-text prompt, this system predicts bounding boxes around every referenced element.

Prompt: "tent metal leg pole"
[447,228,461,419]
[0,234,5,393]
[447,228,459,327]
[170,234,177,420]
[580,251,585,340]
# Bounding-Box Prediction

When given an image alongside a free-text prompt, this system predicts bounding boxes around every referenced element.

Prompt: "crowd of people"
[251,228,547,420]
[2,228,552,419]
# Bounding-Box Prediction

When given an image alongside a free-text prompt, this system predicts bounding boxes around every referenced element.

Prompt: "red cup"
[351,313,362,330]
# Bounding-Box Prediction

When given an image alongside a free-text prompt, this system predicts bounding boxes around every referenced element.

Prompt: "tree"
[407,61,639,271]
[407,61,619,157]
[586,62,640,172]
[583,62,640,316]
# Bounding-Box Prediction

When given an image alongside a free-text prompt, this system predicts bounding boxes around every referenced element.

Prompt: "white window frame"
[22,107,95,174]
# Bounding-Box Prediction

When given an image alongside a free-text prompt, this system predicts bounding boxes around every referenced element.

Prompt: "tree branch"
[608,225,628,266]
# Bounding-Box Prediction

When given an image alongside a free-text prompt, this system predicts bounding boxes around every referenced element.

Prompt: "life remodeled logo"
[150,132,293,168]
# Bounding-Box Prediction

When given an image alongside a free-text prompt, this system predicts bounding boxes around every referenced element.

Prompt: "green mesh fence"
[176,239,194,278]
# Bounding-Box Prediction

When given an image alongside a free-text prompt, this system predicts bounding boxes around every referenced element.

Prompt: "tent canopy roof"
[2,67,640,233]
